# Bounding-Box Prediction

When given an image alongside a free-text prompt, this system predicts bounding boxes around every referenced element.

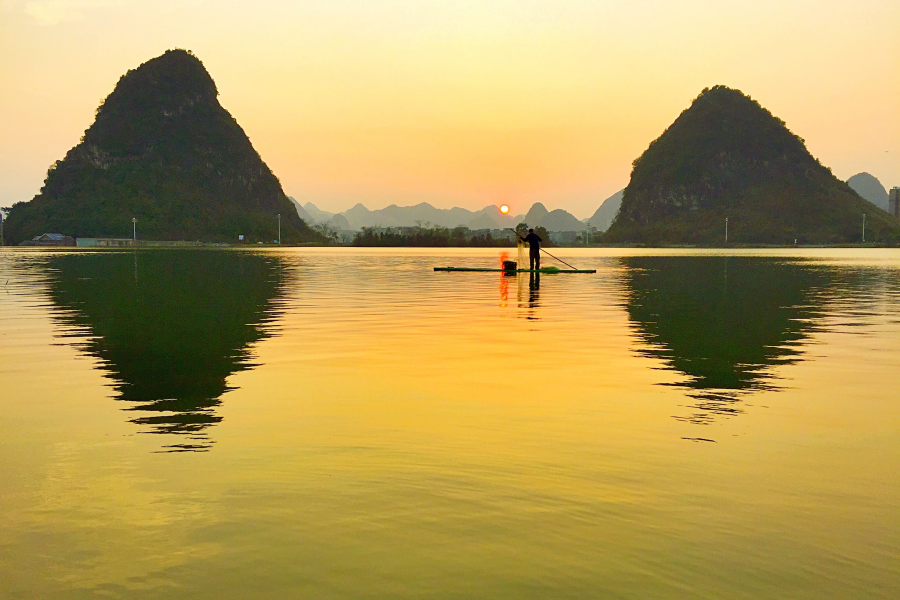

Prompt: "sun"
[499,205,509,214]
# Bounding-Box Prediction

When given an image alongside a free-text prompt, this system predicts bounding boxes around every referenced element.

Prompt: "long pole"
[725,217,728,243]
[132,217,136,243]
[510,229,579,271]
[862,213,866,243]
[278,214,281,244]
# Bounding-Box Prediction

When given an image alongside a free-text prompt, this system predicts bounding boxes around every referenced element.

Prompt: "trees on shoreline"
[352,225,513,247]
[351,224,555,247]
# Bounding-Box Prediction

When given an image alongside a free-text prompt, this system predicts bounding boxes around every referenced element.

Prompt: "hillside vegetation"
[4,50,321,244]
[604,86,898,244]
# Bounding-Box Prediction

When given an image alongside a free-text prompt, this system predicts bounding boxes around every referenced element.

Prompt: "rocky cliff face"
[5,49,320,244]
[604,86,898,244]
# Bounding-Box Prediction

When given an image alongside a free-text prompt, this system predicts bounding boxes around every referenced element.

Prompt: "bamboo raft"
[434,266,596,274]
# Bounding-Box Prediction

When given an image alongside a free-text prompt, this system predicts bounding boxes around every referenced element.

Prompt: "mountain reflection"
[620,256,830,424]
[47,250,286,452]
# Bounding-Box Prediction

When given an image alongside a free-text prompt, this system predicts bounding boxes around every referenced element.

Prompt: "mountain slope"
[4,49,320,244]
[847,173,889,211]
[539,209,584,231]
[586,189,624,232]
[604,86,898,244]
[521,203,550,228]
[467,213,500,230]
[302,202,335,223]
[289,197,315,223]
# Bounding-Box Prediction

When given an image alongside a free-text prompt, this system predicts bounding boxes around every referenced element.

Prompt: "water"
[0,247,897,599]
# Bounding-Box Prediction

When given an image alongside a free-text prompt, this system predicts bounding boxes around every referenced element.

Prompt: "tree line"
[352,224,553,247]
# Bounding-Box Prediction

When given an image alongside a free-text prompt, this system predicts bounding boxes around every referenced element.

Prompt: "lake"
[0,247,897,599]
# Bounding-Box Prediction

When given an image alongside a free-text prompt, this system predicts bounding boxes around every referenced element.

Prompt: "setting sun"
[500,205,510,214]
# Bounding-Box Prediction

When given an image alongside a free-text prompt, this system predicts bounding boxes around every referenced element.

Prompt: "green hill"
[4,49,321,245]
[604,86,899,245]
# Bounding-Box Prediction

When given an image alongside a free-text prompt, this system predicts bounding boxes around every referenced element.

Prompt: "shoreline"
[2,242,898,250]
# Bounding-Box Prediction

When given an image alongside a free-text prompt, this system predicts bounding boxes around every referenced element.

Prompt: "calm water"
[0,247,898,599]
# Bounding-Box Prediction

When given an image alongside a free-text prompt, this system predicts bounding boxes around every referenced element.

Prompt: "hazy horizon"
[2,0,898,217]
[291,193,620,222]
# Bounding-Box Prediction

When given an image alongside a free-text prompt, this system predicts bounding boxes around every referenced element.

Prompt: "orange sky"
[2,0,898,217]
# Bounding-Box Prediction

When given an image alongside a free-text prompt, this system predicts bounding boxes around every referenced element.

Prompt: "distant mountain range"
[289,197,592,232]
[6,49,894,247]
[292,169,896,237]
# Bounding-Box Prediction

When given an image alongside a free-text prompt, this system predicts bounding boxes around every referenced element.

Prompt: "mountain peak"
[93,50,217,132]
[847,172,889,211]
[523,202,550,224]
[4,49,319,243]
[605,86,898,244]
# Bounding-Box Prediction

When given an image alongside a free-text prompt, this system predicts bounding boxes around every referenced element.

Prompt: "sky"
[1,0,898,218]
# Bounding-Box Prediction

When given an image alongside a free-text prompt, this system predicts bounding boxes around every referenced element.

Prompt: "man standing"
[523,228,542,271]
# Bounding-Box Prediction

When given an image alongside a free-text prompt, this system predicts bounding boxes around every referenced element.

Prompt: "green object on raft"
[433,266,596,274]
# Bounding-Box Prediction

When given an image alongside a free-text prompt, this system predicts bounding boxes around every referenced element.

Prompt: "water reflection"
[512,271,541,320]
[46,250,287,451]
[525,272,540,319]
[620,256,831,424]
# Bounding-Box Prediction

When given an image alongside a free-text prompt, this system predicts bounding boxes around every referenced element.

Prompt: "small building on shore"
[890,187,900,218]
[20,233,76,246]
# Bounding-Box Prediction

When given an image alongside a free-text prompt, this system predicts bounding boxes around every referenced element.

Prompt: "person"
[523,228,542,271]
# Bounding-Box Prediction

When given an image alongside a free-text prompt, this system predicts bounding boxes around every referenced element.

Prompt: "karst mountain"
[604,86,898,244]
[4,49,320,244]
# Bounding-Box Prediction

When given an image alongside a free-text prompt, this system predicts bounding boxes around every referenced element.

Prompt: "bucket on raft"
[502,260,517,272]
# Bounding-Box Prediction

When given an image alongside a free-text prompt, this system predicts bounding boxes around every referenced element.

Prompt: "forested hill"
[604,86,899,245]
[4,49,322,244]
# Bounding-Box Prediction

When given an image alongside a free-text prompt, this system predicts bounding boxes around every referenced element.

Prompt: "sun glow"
[500,205,510,214]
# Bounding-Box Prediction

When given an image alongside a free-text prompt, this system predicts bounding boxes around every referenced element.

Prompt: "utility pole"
[277,214,281,244]
[132,217,137,244]
[586,222,591,246]
[862,213,866,243]
[0,211,4,247]
[725,217,728,243]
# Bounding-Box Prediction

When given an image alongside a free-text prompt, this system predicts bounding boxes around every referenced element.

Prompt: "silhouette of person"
[523,228,542,270]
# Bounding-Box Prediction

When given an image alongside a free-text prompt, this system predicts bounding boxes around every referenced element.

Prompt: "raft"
[434,266,596,274]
